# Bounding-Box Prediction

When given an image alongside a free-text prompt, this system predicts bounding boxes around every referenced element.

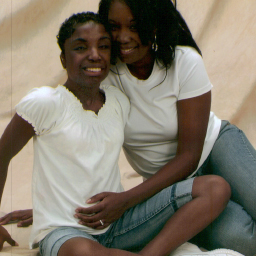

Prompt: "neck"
[127,51,155,80]
[64,81,105,113]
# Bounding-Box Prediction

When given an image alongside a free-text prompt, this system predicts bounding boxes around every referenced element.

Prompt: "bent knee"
[193,175,231,203]
[58,237,101,256]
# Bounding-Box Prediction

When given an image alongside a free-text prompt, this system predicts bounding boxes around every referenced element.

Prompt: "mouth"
[120,47,136,55]
[84,67,102,72]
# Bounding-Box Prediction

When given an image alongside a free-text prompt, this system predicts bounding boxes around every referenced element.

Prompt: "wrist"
[122,188,143,210]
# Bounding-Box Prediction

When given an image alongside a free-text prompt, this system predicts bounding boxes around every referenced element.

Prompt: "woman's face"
[61,22,111,89]
[108,0,152,66]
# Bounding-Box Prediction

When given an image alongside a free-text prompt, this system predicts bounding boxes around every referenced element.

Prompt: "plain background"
[0,0,255,254]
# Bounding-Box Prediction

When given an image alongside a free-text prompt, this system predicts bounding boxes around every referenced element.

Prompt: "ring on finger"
[100,220,104,226]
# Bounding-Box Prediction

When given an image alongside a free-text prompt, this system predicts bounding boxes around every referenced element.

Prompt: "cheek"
[66,55,81,68]
[103,51,111,63]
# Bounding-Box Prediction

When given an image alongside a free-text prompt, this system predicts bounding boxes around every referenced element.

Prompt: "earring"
[152,34,158,52]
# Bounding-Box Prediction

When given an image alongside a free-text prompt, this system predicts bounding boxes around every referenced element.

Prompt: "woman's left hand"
[75,192,129,229]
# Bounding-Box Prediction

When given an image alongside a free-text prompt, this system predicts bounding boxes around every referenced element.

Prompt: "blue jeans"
[39,178,194,255]
[192,121,256,256]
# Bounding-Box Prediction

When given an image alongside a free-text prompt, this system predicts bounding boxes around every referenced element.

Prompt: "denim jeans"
[192,121,256,256]
[39,178,194,255]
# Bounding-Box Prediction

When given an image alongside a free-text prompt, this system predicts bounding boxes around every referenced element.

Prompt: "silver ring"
[100,220,104,226]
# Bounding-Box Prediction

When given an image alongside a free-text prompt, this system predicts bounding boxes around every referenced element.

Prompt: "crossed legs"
[56,175,230,256]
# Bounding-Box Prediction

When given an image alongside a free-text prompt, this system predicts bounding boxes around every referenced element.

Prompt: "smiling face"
[61,22,111,89]
[108,0,152,66]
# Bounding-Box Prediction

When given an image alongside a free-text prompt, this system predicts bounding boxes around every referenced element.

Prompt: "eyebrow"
[72,36,111,43]
[108,18,136,23]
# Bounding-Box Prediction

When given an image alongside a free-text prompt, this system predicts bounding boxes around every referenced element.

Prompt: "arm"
[76,91,211,228]
[0,113,35,249]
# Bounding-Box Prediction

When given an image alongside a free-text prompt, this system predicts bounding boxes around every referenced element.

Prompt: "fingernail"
[74,214,78,218]
[86,198,91,203]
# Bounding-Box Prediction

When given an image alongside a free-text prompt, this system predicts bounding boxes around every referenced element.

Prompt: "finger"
[74,213,102,223]
[17,217,33,227]
[79,220,109,229]
[76,203,103,215]
[0,211,25,224]
[95,222,110,230]
[0,215,12,225]
[6,236,19,247]
[86,192,108,204]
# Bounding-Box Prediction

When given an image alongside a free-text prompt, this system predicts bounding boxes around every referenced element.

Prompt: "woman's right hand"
[0,209,33,227]
[0,225,18,250]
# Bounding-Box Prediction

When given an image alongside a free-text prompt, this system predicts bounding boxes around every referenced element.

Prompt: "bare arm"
[125,91,211,202]
[76,91,211,228]
[0,113,35,201]
[0,113,35,249]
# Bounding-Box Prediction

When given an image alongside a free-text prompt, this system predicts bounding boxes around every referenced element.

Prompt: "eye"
[130,24,137,31]
[99,44,111,50]
[109,23,119,31]
[74,46,86,51]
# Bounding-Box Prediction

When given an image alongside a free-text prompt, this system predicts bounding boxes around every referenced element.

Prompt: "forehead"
[69,22,110,43]
[108,0,134,22]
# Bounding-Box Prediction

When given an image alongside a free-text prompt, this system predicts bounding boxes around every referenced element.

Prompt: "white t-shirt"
[15,84,130,248]
[102,46,221,179]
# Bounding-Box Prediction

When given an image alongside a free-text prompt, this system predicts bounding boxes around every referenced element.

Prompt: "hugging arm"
[0,113,35,249]
[76,91,212,228]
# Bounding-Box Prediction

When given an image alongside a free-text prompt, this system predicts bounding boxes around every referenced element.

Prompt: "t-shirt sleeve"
[15,87,61,135]
[177,47,212,100]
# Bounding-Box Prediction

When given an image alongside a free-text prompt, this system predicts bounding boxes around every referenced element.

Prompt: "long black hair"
[98,0,201,68]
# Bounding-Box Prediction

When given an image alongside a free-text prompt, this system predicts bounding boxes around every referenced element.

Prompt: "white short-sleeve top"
[15,84,130,248]
[102,46,221,179]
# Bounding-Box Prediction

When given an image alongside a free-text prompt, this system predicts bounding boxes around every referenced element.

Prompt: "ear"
[60,52,66,69]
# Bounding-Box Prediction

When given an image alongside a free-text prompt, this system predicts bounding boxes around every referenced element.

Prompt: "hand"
[0,209,33,227]
[0,225,18,251]
[75,192,129,230]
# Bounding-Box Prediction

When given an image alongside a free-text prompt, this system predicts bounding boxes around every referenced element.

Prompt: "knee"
[58,238,101,256]
[193,175,231,206]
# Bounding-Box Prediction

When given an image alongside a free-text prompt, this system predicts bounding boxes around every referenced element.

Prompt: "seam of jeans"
[104,185,191,243]
[239,129,256,163]
[171,183,178,212]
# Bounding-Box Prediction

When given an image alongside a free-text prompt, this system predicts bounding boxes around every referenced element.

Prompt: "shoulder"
[102,84,129,105]
[25,86,61,102]
[17,86,62,114]
[175,46,203,65]
[175,46,202,58]
[15,86,63,134]
[173,46,208,78]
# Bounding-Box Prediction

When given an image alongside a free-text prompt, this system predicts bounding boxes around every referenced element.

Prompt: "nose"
[115,28,130,44]
[88,47,101,61]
